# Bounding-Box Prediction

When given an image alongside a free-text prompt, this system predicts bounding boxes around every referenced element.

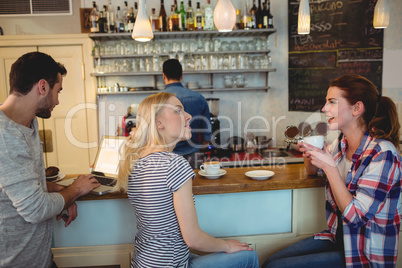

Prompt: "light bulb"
[373,0,390,29]
[213,0,236,32]
[132,0,153,42]
[298,0,310,35]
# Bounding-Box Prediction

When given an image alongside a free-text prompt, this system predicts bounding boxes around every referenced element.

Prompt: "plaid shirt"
[315,131,401,267]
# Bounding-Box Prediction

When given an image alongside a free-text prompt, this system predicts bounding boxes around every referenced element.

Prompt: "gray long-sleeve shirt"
[0,110,65,267]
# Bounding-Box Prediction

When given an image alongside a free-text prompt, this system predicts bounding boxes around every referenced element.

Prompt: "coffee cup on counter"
[200,161,221,175]
[303,135,324,149]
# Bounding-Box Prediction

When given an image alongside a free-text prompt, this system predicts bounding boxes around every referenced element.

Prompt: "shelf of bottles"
[88,0,276,39]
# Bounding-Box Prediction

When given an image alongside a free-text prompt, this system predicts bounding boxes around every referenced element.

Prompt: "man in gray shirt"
[0,52,101,268]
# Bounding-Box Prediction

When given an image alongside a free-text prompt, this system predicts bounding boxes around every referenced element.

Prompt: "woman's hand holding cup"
[298,135,324,159]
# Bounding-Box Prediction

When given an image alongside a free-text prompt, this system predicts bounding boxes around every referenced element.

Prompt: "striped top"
[315,132,401,267]
[128,151,195,268]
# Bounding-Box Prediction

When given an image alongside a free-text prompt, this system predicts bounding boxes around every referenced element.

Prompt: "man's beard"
[36,92,53,119]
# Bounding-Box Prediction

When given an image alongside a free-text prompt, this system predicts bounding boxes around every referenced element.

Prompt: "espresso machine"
[206,98,220,146]
[122,104,138,136]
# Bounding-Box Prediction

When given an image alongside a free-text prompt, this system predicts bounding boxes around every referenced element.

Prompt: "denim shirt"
[165,83,212,156]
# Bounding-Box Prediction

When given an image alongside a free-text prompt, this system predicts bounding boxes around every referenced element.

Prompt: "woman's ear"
[156,117,164,130]
[352,101,364,116]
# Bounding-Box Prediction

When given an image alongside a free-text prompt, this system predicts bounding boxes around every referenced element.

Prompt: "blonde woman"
[114,92,259,268]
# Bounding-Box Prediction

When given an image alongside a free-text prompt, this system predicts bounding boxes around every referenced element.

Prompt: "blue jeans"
[261,236,345,268]
[188,250,259,268]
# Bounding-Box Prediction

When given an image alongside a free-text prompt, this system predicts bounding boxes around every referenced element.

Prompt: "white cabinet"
[0,47,36,102]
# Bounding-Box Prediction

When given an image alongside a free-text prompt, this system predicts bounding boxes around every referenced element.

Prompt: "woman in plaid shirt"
[263,75,401,268]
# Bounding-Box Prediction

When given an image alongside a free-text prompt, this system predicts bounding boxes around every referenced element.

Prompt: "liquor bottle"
[243,0,251,30]
[204,0,214,31]
[262,1,267,29]
[186,0,194,31]
[194,2,203,31]
[250,0,257,15]
[174,0,180,14]
[150,8,160,31]
[179,1,187,31]
[267,0,274,28]
[106,1,115,33]
[90,1,99,33]
[116,6,125,32]
[127,7,135,32]
[122,1,129,32]
[134,2,138,20]
[168,5,180,31]
[250,0,257,28]
[235,9,242,30]
[159,0,168,31]
[98,7,108,33]
[256,0,263,29]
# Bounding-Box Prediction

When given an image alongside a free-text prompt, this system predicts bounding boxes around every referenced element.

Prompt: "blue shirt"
[165,83,212,156]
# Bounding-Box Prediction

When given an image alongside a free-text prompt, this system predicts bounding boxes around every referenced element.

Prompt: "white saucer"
[46,173,65,182]
[245,170,275,180]
[198,169,227,179]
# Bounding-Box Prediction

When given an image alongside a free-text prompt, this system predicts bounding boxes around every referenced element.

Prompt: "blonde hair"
[113,92,174,192]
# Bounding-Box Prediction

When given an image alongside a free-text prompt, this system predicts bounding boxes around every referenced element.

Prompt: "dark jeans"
[261,236,345,268]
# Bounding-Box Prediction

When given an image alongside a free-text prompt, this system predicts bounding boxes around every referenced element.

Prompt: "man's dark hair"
[163,59,182,81]
[9,51,67,95]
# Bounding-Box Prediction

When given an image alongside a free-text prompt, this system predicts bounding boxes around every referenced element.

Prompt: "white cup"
[200,161,221,175]
[303,135,324,149]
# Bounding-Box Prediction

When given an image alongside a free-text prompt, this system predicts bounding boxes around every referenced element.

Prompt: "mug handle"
[200,164,205,171]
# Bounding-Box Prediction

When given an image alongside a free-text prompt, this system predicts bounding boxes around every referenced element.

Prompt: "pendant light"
[373,0,390,29]
[132,0,153,42]
[298,0,310,34]
[213,0,236,32]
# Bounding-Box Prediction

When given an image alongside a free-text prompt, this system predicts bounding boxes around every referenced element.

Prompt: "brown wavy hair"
[330,74,400,148]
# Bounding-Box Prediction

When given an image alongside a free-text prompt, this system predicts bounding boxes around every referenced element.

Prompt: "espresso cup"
[303,135,324,149]
[200,161,221,175]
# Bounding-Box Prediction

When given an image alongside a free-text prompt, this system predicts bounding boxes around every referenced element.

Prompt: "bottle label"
[196,16,202,28]
[263,16,268,27]
[204,10,213,30]
[90,24,99,33]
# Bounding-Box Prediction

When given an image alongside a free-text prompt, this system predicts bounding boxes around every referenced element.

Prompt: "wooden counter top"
[67,163,326,201]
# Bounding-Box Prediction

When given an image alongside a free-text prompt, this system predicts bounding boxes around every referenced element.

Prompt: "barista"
[163,59,212,169]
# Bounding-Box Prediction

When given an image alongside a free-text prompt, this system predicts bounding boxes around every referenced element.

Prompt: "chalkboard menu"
[288,0,383,111]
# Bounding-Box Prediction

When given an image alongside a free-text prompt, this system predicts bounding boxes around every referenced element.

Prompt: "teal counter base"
[53,190,292,248]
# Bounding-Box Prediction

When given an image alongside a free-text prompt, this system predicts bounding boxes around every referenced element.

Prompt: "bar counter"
[68,163,326,201]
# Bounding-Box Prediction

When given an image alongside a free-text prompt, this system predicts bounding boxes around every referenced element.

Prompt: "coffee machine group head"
[122,104,138,136]
[206,98,220,146]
